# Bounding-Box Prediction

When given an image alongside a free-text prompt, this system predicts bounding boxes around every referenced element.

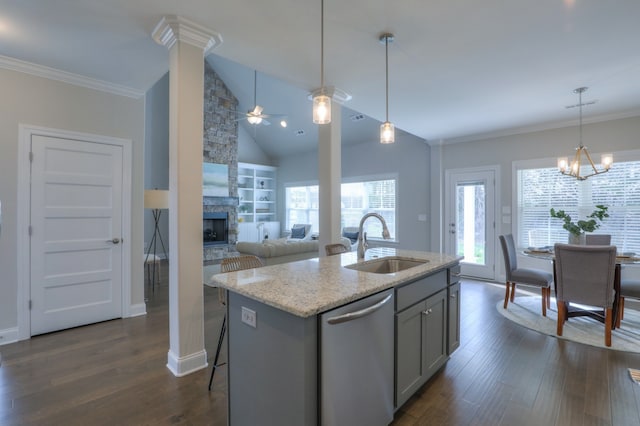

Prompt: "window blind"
[517,160,640,253]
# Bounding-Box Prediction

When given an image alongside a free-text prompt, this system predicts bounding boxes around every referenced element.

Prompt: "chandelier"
[557,87,612,180]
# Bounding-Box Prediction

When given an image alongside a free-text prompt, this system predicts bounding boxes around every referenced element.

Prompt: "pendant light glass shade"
[380,121,395,144]
[313,94,331,124]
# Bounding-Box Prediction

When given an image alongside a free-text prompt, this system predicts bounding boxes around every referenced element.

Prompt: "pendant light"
[379,33,395,144]
[557,87,612,180]
[312,0,331,124]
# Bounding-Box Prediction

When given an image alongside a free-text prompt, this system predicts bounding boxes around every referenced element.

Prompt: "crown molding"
[152,16,222,56]
[0,54,144,99]
[430,108,640,146]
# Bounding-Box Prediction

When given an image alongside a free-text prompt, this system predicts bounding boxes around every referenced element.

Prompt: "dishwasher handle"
[327,293,393,325]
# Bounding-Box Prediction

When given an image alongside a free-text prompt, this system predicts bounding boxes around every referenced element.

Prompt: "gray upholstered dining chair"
[554,243,617,346]
[585,234,611,245]
[499,234,553,316]
[617,279,640,327]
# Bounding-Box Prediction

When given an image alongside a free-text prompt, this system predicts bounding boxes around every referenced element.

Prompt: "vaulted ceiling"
[2,0,639,158]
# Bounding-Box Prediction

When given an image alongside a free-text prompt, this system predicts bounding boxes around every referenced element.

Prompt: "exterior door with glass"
[445,168,497,280]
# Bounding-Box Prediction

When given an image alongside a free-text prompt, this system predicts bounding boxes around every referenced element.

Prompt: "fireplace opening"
[203,212,228,246]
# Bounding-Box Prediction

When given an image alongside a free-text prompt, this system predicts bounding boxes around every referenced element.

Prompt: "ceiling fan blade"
[260,113,287,119]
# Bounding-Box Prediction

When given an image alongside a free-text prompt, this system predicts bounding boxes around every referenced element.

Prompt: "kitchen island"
[209,247,461,425]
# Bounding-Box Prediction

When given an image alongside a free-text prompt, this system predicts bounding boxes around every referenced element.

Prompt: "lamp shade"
[144,190,169,209]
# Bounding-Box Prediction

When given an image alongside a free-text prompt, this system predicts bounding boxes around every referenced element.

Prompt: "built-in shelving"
[237,162,279,242]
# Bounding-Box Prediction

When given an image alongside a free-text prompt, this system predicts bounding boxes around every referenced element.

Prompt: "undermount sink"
[344,256,429,274]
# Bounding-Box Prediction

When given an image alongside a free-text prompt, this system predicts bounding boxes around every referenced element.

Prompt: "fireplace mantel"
[203,196,239,207]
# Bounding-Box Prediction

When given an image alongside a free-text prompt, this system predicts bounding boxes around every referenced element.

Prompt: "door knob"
[108,238,121,244]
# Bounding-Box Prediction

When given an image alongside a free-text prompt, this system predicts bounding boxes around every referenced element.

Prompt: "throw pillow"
[343,231,359,244]
[291,226,306,239]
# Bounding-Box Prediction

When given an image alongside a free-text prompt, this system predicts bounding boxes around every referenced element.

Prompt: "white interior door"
[445,168,497,280]
[30,134,123,335]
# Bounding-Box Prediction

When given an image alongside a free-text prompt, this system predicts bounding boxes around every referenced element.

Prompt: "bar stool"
[208,255,263,390]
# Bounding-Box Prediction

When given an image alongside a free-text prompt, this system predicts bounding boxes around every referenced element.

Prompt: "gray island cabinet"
[209,248,461,426]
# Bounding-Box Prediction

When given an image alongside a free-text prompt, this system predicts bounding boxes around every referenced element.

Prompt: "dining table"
[523,248,640,329]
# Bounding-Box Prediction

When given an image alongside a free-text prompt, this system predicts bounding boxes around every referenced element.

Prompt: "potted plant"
[549,204,609,244]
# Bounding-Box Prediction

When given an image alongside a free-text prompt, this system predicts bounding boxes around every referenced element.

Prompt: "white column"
[318,101,342,256]
[153,16,222,376]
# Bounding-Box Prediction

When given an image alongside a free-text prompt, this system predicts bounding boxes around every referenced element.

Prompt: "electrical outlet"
[241,307,256,328]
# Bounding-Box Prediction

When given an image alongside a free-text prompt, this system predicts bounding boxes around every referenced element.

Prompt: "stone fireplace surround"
[202,61,240,263]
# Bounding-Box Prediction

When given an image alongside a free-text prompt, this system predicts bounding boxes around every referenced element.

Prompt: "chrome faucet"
[357,213,391,259]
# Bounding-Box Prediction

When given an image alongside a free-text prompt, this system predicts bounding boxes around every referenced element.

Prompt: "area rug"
[496,296,640,353]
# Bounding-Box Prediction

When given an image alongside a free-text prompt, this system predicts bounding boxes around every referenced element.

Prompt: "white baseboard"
[128,303,147,317]
[0,327,19,346]
[166,349,208,377]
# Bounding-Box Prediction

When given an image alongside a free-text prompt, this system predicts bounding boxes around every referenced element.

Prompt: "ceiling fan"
[235,70,287,127]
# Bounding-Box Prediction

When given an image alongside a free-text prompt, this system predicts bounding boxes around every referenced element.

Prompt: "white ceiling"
[2,0,640,159]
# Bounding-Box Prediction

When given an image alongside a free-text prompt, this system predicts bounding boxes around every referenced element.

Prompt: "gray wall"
[144,72,170,255]
[276,132,431,251]
[440,115,640,240]
[238,125,273,165]
[0,67,145,335]
[439,115,640,280]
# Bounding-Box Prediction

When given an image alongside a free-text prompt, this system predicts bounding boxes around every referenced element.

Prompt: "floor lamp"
[144,189,169,291]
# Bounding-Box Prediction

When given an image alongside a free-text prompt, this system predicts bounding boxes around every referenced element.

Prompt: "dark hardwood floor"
[1,263,640,425]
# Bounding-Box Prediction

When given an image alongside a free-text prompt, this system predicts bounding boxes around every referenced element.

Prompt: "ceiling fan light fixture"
[557,87,612,180]
[247,114,262,125]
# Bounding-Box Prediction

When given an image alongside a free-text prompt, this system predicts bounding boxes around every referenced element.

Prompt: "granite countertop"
[207,247,462,318]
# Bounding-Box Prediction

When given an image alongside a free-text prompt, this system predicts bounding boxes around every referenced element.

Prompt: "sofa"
[236,236,352,266]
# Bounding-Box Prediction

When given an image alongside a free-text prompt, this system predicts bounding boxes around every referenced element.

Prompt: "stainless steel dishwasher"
[320,288,394,426]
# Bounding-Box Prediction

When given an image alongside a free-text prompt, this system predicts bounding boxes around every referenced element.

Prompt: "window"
[285,178,397,239]
[516,153,640,253]
[285,185,319,232]
[341,180,396,240]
